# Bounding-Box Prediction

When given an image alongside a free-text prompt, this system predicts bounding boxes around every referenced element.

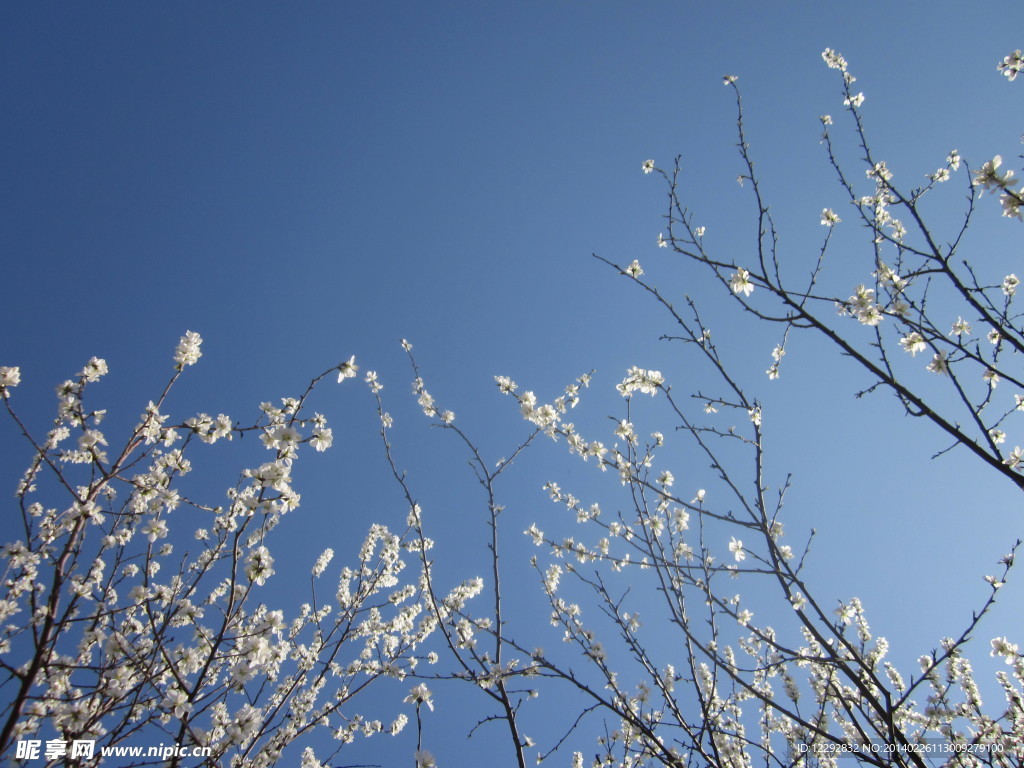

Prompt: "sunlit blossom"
[174,331,203,368]
[949,317,972,337]
[998,49,1023,81]
[337,355,359,381]
[990,636,1019,663]
[973,155,1015,193]
[821,48,847,71]
[900,332,926,356]
[1004,446,1024,469]
[729,268,754,297]
[926,352,949,375]
[0,367,19,392]
[404,683,434,711]
[728,537,746,562]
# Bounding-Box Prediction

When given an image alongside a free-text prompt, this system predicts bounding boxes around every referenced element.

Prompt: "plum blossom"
[866,161,892,183]
[616,367,664,397]
[822,48,847,71]
[770,348,782,380]
[364,370,383,393]
[729,268,754,297]
[1000,191,1022,220]
[245,546,275,586]
[81,357,108,382]
[310,427,333,451]
[900,332,926,356]
[973,155,1013,193]
[949,317,972,337]
[998,50,1023,81]
[614,419,636,443]
[990,636,1019,663]
[337,355,359,381]
[837,603,857,625]
[926,352,949,375]
[141,518,168,543]
[174,331,203,368]
[0,367,19,393]
[494,375,517,394]
[405,683,434,711]
[312,548,334,578]
[1003,446,1024,469]
[849,285,877,322]
[729,537,746,562]
[262,425,302,453]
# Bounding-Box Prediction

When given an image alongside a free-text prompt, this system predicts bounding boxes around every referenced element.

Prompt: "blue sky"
[2,3,1023,766]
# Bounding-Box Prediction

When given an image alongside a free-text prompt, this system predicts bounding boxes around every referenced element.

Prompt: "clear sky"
[2,3,1023,766]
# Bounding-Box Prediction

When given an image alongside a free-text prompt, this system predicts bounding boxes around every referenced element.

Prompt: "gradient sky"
[2,3,1023,766]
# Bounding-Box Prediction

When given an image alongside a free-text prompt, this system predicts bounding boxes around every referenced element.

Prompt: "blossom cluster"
[973,155,1024,220]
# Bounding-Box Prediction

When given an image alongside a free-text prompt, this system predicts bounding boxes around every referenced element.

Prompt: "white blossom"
[405,683,434,711]
[337,355,359,381]
[998,49,1023,81]
[174,331,203,368]
[729,268,754,297]
[0,367,21,391]
[729,538,746,562]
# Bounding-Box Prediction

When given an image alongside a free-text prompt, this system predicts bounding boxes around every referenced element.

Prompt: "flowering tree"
[0,337,485,767]
[3,48,1024,768]
[377,49,1024,768]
